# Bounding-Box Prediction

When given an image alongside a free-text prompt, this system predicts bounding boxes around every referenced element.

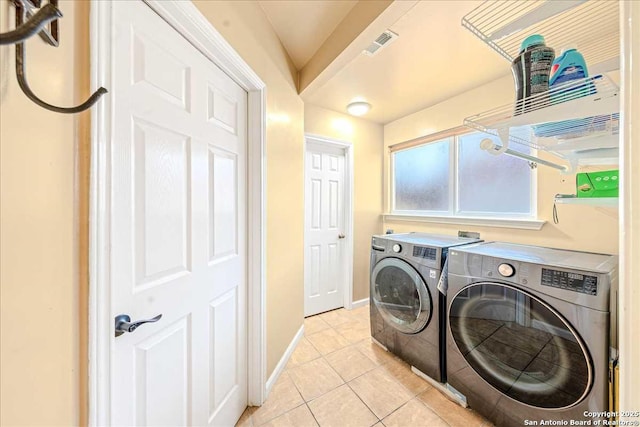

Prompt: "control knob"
[498,263,515,277]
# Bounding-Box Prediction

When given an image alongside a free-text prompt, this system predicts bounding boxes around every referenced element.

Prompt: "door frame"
[303,134,355,312]
[620,0,640,411]
[88,1,267,424]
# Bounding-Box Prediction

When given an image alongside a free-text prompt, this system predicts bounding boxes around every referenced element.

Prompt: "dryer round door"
[449,282,593,409]
[370,257,432,334]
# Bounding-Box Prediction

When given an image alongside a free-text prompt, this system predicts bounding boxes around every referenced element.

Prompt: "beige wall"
[384,75,619,255]
[1,1,306,424]
[0,1,90,425]
[192,1,305,378]
[304,104,384,301]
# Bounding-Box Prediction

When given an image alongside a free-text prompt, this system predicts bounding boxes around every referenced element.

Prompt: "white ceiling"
[258,0,358,70]
[302,1,513,124]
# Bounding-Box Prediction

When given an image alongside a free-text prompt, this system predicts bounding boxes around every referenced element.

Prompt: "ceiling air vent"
[362,30,398,57]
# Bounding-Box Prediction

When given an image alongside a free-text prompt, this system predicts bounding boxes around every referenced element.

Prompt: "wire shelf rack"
[464,74,619,169]
[462,0,619,73]
[465,74,619,144]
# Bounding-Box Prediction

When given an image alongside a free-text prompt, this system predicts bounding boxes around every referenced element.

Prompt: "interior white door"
[110,2,247,425]
[304,141,347,316]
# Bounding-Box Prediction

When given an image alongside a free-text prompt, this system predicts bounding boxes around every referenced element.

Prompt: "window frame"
[389,128,539,223]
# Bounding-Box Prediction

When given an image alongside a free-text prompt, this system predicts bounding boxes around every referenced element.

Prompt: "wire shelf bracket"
[465,74,619,173]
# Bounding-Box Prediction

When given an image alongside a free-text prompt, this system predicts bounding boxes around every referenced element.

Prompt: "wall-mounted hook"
[12,1,108,114]
[15,42,108,113]
[0,3,60,45]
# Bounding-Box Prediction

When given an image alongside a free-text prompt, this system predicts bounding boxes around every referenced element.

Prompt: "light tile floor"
[237,306,492,427]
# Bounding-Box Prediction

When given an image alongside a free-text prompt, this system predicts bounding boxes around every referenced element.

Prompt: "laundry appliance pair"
[370,234,617,427]
[369,232,481,383]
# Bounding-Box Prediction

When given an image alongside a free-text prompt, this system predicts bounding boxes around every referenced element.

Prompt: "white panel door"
[304,142,346,316]
[111,2,247,425]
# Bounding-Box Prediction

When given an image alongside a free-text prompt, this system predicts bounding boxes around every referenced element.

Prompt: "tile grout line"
[327,311,443,425]
[254,306,488,426]
[329,312,384,423]
[252,402,308,427]
[261,369,320,427]
[404,396,453,427]
[304,322,371,360]
[303,332,326,355]
[304,327,350,357]
[288,344,348,414]
[304,401,321,427]
[380,398,411,424]
[287,363,324,405]
[375,363,423,398]
[344,380,382,425]
[296,336,323,363]
[288,308,467,427]
[332,347,384,384]
[250,371,307,427]
[302,312,382,425]
[307,322,389,361]
[346,363,420,423]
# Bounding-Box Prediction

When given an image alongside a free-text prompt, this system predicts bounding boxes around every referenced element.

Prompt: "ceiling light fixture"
[346,101,372,116]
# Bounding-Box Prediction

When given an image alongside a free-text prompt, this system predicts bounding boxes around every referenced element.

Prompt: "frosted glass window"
[393,139,450,211]
[391,129,534,219]
[457,131,532,214]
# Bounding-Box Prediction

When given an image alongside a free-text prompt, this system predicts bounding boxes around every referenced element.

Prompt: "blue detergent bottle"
[534,47,595,137]
[549,47,588,87]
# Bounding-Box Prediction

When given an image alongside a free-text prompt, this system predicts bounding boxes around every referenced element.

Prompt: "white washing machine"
[369,233,482,383]
[446,242,617,426]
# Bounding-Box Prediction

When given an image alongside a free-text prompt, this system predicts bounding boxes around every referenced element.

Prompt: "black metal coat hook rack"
[1,0,107,114]
[0,3,60,45]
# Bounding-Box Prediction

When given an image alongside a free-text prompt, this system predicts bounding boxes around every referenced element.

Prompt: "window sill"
[383,213,546,231]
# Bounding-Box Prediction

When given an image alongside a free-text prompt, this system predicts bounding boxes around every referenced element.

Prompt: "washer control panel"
[541,268,598,295]
[413,245,437,260]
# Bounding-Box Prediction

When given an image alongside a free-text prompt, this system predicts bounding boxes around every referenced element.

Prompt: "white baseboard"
[265,324,304,397]
[350,298,369,309]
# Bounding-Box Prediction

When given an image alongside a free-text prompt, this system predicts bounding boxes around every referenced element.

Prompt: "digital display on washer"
[413,246,437,260]
[541,268,598,295]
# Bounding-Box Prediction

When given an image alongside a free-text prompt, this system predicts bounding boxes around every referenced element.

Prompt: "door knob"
[338,234,346,239]
[114,313,162,337]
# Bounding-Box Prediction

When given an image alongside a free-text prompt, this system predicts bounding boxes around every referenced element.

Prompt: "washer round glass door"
[449,282,592,409]
[370,257,431,334]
